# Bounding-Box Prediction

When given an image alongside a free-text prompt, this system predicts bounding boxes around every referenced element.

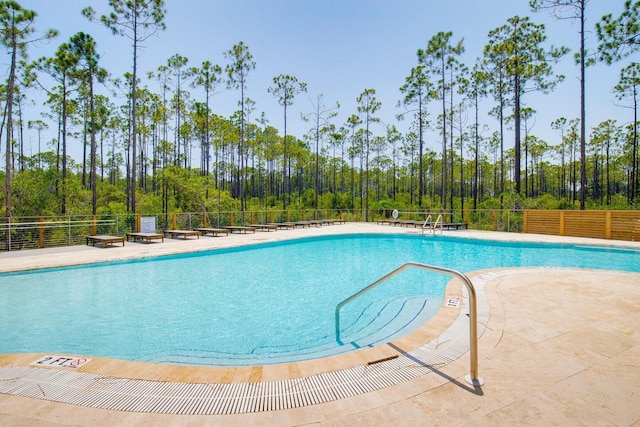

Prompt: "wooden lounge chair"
[441,222,467,230]
[292,221,311,228]
[248,223,278,232]
[126,232,165,243]
[268,222,295,230]
[404,220,424,228]
[224,225,256,234]
[164,229,200,239]
[86,235,125,248]
[194,227,229,237]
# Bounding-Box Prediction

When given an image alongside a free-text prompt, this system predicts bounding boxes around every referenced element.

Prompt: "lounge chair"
[441,222,467,230]
[163,229,200,239]
[248,223,278,232]
[86,235,125,248]
[292,221,311,228]
[126,232,165,243]
[268,222,295,230]
[224,225,256,234]
[194,227,229,237]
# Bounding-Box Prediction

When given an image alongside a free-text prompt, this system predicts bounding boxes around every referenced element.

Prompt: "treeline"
[1,0,639,222]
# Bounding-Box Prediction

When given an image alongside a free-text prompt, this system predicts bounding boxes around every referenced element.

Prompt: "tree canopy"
[0,1,639,227]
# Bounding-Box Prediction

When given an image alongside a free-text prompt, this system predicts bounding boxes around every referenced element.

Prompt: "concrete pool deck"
[0,223,639,425]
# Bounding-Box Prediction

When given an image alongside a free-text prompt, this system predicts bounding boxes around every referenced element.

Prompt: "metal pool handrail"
[335,261,484,386]
[422,214,443,235]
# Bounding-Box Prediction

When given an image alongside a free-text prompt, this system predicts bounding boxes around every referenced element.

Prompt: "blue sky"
[14,0,634,162]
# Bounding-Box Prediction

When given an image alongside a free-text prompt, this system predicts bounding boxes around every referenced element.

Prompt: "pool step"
[140,295,440,366]
[339,295,440,347]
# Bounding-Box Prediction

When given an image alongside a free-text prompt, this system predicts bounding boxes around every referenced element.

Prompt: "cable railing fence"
[0,208,523,251]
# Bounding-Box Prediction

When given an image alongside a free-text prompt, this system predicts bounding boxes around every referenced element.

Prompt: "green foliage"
[66,185,93,215]
[97,181,126,208]
[160,166,205,212]
[10,169,59,216]
[371,198,395,215]
[609,193,634,208]
[204,190,238,212]
[2,2,639,223]
[597,0,640,63]
[500,190,526,210]
[556,199,577,210]
[325,192,351,210]
[525,194,564,209]
[136,192,163,214]
[300,188,316,208]
[392,192,415,210]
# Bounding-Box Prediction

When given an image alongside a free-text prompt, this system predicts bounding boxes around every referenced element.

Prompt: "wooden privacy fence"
[523,210,640,241]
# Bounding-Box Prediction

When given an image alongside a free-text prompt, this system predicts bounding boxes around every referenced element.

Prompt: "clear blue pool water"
[1,234,638,366]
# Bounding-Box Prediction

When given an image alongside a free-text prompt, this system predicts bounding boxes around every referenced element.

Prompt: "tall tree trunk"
[90,76,97,214]
[579,2,587,210]
[4,31,17,234]
[131,17,138,213]
[473,91,479,210]
[82,107,88,188]
[283,102,288,210]
[606,140,610,205]
[418,96,424,207]
[514,73,522,195]
[632,87,638,204]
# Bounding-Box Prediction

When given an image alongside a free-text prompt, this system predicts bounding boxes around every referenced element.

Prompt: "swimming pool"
[1,234,639,366]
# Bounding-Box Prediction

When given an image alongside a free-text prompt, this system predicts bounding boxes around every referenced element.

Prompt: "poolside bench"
[377,219,404,226]
[399,220,423,227]
[224,226,256,234]
[319,219,344,225]
[164,229,200,239]
[86,235,125,248]
[126,232,165,243]
[194,227,229,237]
[441,222,467,230]
[268,222,296,230]
[248,223,278,232]
[423,222,468,231]
[292,221,312,228]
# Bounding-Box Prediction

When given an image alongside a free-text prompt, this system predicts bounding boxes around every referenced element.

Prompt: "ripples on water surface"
[1,234,638,365]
